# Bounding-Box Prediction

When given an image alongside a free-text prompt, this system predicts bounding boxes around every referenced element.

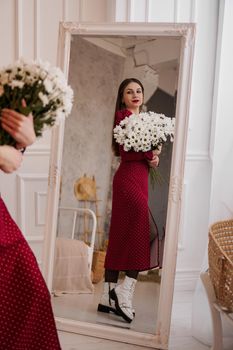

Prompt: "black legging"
[105,269,139,283]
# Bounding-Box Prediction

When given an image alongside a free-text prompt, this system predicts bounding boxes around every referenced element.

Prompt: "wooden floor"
[57,289,232,350]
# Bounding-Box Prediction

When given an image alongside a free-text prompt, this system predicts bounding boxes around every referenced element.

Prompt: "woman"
[98,78,161,323]
[0,108,61,349]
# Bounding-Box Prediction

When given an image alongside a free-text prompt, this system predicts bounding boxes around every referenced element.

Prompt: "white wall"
[0,0,226,292]
[209,0,233,223]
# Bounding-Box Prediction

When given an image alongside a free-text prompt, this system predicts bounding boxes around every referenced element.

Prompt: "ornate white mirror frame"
[43,22,195,349]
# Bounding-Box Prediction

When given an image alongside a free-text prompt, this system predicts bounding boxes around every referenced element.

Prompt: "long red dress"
[0,196,61,350]
[104,109,160,271]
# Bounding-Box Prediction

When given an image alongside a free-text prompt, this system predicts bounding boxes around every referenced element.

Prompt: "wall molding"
[26,234,44,242]
[174,268,200,291]
[63,0,67,21]
[15,0,22,59]
[186,151,210,162]
[78,0,83,22]
[123,0,197,24]
[35,191,47,226]
[129,0,150,22]
[190,0,197,22]
[24,145,50,156]
[106,0,117,22]
[126,0,131,22]
[174,0,178,23]
[145,0,149,22]
[34,0,40,59]
[16,173,48,233]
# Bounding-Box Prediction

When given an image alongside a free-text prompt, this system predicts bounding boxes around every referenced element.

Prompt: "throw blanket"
[52,237,94,295]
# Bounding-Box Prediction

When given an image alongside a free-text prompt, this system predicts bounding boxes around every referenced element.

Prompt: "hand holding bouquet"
[113,111,175,187]
[0,58,73,146]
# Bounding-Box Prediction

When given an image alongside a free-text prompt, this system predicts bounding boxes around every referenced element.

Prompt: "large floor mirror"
[43,22,195,349]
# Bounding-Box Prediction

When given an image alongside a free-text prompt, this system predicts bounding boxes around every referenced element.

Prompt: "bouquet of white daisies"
[113,111,175,187]
[0,58,73,146]
[113,111,175,152]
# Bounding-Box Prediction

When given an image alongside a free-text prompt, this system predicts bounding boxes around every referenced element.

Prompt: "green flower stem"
[149,167,165,189]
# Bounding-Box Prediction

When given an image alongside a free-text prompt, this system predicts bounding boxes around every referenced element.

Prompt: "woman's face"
[122,82,143,112]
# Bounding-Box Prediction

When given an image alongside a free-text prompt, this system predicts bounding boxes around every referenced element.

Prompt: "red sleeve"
[120,147,153,162]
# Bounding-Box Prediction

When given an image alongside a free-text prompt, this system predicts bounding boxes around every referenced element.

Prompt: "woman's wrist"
[15,143,26,153]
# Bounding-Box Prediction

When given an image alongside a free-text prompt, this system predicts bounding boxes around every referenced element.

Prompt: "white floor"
[55,288,223,350]
[53,280,160,334]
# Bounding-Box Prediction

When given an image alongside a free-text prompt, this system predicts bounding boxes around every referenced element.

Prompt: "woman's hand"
[148,153,160,168]
[1,102,36,148]
[148,146,162,168]
[0,145,23,173]
[153,145,162,156]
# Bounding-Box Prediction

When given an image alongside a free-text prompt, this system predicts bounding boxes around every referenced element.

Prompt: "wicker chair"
[201,219,233,350]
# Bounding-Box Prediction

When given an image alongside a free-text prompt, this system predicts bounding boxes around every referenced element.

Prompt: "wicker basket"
[91,250,106,284]
[208,219,233,312]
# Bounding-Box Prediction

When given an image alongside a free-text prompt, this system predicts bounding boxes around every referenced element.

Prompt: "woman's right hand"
[0,145,23,173]
[1,108,36,148]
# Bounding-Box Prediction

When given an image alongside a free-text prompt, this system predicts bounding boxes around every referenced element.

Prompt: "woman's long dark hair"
[112,78,144,156]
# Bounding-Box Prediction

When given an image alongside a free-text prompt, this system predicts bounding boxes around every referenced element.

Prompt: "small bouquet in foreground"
[113,111,175,187]
[0,58,73,146]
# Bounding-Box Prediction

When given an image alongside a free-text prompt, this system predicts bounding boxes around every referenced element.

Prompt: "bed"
[52,206,97,295]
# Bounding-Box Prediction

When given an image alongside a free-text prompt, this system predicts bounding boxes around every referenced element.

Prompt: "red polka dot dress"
[104,109,160,271]
[0,197,61,349]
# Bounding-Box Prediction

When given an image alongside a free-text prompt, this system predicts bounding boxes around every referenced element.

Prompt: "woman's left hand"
[153,145,162,156]
[1,106,36,148]
[148,153,159,168]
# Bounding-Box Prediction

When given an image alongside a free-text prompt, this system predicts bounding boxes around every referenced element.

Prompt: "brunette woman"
[98,78,161,323]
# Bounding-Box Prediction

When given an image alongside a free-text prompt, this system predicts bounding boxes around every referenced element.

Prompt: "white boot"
[97,282,118,314]
[109,276,137,323]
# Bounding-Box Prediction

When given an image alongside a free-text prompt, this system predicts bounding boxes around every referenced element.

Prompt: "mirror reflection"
[51,34,180,334]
